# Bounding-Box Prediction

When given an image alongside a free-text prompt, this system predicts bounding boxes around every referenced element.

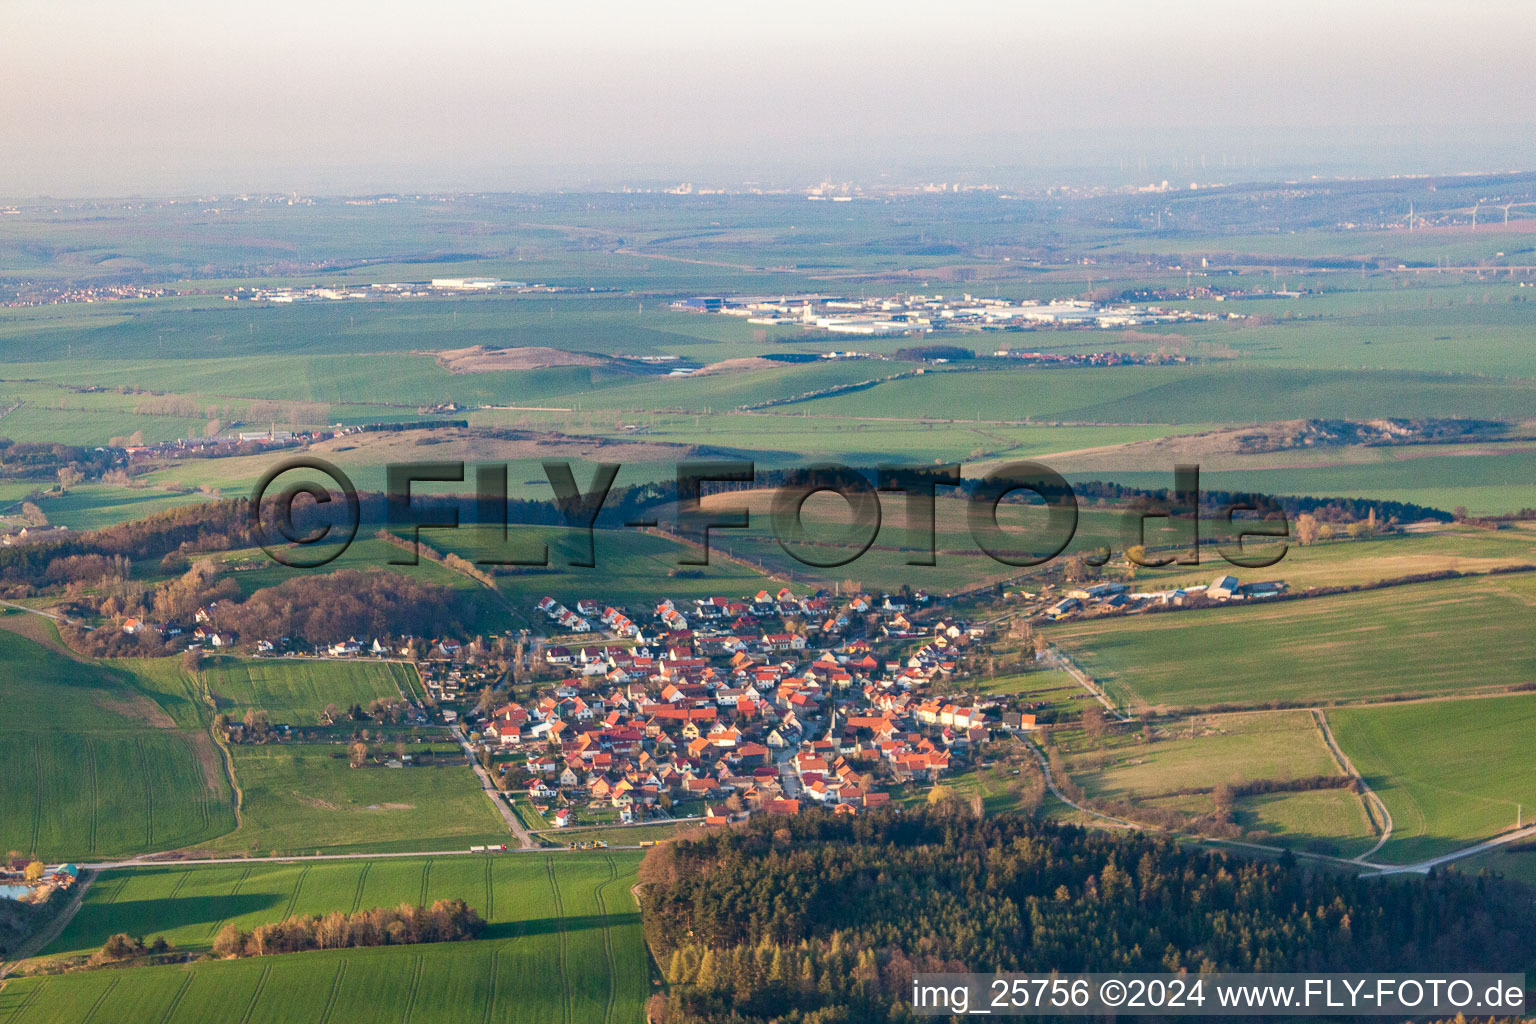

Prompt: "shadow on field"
[483,912,639,940]
[78,893,285,934]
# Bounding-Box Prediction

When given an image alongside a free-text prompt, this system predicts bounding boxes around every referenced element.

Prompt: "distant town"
[672,292,1239,336]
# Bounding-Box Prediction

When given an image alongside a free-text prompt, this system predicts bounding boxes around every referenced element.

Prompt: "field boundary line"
[1311,709,1394,863]
[281,863,311,921]
[418,859,432,907]
[1335,712,1432,860]
[594,854,619,1024]
[77,845,647,871]
[85,738,99,855]
[1014,733,1139,832]
[157,970,193,1024]
[317,959,347,1024]
[349,862,371,914]
[77,973,119,1024]
[1045,646,1131,721]
[399,953,423,1024]
[196,667,243,831]
[136,736,155,848]
[237,962,272,1024]
[207,865,253,938]
[481,946,499,1024]
[483,856,493,922]
[546,857,572,1024]
[29,737,43,858]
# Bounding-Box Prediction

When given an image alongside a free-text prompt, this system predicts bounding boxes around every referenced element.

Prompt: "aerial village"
[418,571,1285,831]
[132,567,1289,835]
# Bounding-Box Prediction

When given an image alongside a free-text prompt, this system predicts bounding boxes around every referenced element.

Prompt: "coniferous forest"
[639,809,1536,1024]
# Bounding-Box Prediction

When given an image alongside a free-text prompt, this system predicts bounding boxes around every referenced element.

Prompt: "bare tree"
[1081,705,1107,745]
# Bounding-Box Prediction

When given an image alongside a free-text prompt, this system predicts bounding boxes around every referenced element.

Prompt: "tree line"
[212,898,482,958]
[0,498,251,592]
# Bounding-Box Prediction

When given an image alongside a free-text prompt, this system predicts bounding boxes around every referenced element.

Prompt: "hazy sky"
[4,0,1534,195]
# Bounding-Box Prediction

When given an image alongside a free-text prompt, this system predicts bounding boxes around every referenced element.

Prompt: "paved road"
[451,726,534,849]
[1363,823,1536,876]
[0,599,71,624]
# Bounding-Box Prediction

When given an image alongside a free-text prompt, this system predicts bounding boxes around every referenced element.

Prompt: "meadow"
[1328,694,1536,864]
[1078,447,1536,518]
[0,627,491,860]
[1131,526,1536,593]
[206,744,509,857]
[1044,573,1536,711]
[790,364,1536,425]
[463,409,1200,467]
[0,624,235,860]
[21,484,215,531]
[201,657,420,724]
[431,525,789,608]
[1060,711,1377,858]
[6,851,648,1024]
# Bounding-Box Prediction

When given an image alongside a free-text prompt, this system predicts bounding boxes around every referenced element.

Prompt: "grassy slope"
[792,365,1536,424]
[0,627,499,860]
[1328,694,1536,864]
[1131,527,1536,593]
[1044,574,1536,711]
[8,852,648,1024]
[0,624,235,860]
[205,744,508,857]
[201,657,418,724]
[1063,711,1376,858]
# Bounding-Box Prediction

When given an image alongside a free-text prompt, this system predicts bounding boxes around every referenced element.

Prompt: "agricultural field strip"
[74,845,648,871]
[10,852,648,1024]
[1044,574,1536,711]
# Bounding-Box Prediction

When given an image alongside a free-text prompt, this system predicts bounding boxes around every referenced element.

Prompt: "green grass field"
[202,658,420,724]
[688,493,1166,594]
[0,624,235,860]
[1133,527,1536,593]
[26,484,216,530]
[431,525,788,607]
[1045,574,1536,711]
[1328,695,1536,864]
[206,744,508,856]
[791,364,1536,425]
[6,851,648,1024]
[1456,844,1536,889]
[0,625,500,860]
[1062,711,1377,858]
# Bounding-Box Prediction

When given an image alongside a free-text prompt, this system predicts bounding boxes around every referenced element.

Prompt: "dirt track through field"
[1312,709,1394,861]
